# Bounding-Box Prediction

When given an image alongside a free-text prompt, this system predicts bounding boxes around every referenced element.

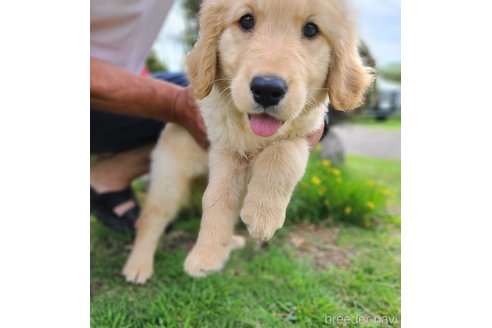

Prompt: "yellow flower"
[336,177,343,184]
[366,179,376,187]
[311,176,321,185]
[344,206,352,215]
[366,201,376,209]
[321,159,331,167]
[381,188,394,197]
[323,199,330,206]
[331,168,341,176]
[315,144,323,152]
[318,187,327,196]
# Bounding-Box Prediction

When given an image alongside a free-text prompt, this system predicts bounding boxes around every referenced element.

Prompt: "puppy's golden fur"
[123,0,373,283]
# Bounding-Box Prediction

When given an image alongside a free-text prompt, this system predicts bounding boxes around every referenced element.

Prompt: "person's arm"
[90,58,209,149]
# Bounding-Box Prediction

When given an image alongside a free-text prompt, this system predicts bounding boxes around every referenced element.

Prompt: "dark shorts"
[91,72,189,154]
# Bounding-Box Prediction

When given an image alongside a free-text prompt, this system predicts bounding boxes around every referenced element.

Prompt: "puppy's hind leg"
[123,124,207,284]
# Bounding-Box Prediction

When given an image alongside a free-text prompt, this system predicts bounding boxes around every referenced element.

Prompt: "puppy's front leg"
[184,149,247,277]
[241,138,309,240]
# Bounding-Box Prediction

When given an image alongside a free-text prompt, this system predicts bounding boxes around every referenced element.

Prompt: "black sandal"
[90,187,140,232]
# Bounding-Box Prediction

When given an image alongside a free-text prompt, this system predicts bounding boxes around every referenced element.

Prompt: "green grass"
[347,116,401,131]
[91,155,401,327]
[344,155,401,217]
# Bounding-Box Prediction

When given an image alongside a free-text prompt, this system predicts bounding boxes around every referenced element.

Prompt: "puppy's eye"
[303,22,319,39]
[239,14,255,31]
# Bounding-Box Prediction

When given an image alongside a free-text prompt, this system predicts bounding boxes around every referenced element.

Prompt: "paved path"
[328,125,401,160]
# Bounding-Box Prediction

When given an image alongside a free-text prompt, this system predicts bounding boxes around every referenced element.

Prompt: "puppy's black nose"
[250,76,287,108]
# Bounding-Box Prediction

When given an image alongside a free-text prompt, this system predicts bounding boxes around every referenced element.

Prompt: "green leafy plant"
[287,147,392,228]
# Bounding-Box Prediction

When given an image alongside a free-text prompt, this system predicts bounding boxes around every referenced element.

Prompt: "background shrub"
[287,148,391,228]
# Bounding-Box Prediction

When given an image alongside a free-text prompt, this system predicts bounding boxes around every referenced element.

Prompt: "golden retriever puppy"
[123,0,373,283]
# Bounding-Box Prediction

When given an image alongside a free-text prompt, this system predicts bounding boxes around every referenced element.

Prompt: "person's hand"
[173,86,209,149]
[306,122,325,151]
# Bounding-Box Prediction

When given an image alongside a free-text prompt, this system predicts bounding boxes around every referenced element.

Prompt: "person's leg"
[91,144,153,216]
[90,109,165,230]
[90,72,189,230]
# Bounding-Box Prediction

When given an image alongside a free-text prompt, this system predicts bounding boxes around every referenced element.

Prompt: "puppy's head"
[187,0,374,137]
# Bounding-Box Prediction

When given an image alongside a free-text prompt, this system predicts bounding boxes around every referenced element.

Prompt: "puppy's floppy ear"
[327,37,375,111]
[186,0,223,100]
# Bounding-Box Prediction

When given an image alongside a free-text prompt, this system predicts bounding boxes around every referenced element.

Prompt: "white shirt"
[90,0,175,73]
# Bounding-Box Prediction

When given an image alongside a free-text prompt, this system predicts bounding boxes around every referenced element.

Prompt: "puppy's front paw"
[184,235,245,278]
[240,202,285,241]
[122,254,153,284]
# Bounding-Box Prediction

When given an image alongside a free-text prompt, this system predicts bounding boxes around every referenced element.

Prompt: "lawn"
[90,155,401,327]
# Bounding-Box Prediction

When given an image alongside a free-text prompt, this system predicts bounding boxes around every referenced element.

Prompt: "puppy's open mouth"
[248,113,283,137]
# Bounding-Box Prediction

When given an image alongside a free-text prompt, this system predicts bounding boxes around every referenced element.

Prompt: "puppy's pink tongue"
[249,114,282,137]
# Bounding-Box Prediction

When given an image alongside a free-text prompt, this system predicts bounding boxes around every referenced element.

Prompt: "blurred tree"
[379,63,401,83]
[181,0,201,52]
[145,49,168,73]
[358,40,377,68]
